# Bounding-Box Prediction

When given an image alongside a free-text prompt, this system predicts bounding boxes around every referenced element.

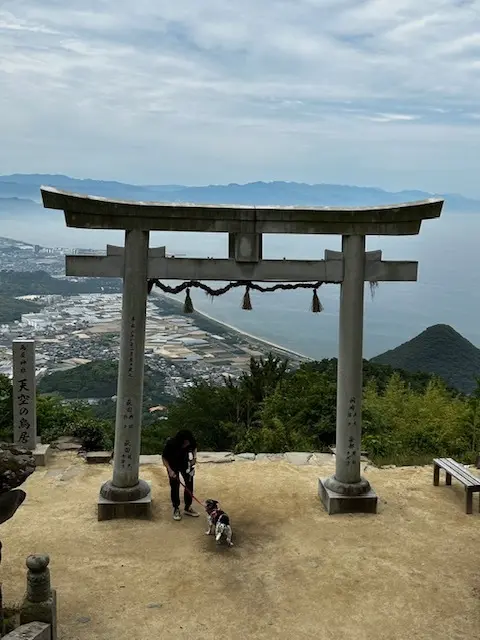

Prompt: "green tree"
[241,368,337,453]
[362,374,470,464]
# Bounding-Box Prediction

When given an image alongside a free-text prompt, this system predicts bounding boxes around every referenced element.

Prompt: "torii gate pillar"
[99,229,152,519]
[319,235,377,513]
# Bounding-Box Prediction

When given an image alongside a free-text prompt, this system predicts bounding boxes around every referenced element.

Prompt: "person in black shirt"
[162,429,199,520]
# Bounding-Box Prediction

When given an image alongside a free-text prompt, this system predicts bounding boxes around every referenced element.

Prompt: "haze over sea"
[3,209,478,360]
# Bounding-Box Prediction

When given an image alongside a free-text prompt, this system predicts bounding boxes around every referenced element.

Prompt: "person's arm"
[162,456,176,478]
[162,441,176,478]
[193,447,197,465]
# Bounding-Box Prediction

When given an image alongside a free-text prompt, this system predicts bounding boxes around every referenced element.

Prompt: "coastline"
[151,290,313,362]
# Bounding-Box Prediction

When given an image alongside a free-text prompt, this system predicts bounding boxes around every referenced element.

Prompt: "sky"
[1,0,480,196]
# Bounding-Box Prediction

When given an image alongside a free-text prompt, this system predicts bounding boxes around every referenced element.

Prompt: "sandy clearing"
[2,452,479,640]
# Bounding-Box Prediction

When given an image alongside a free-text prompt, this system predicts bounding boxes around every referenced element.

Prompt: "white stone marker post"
[12,340,37,451]
[12,340,51,466]
[98,229,152,520]
[319,235,377,514]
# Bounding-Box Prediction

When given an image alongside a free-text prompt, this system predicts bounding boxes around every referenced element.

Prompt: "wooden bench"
[433,457,480,514]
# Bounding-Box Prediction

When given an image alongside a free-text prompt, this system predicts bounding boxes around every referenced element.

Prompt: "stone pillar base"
[33,444,51,467]
[20,589,57,640]
[318,478,378,515]
[98,481,152,521]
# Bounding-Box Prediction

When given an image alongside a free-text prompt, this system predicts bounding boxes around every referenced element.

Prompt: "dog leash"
[177,476,205,508]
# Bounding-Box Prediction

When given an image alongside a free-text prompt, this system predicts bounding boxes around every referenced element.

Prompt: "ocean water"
[167,212,480,359]
[5,210,480,359]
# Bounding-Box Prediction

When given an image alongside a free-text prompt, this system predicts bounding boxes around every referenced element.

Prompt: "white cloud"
[0,0,480,195]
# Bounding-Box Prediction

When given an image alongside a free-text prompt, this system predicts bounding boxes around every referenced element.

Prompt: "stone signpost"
[12,340,50,466]
[12,340,36,451]
[41,187,443,518]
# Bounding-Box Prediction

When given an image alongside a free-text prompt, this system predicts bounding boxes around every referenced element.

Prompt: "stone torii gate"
[41,187,443,519]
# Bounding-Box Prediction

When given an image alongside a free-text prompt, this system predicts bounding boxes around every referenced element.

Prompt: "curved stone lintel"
[40,187,444,235]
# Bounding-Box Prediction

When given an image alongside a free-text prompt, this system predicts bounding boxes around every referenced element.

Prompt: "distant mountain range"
[371,324,480,394]
[1,173,480,216]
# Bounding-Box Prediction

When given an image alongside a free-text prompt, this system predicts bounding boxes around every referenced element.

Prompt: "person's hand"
[168,468,177,479]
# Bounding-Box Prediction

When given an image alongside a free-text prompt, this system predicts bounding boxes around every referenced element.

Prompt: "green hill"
[0,294,43,323]
[371,324,480,394]
[38,359,170,404]
[0,270,121,295]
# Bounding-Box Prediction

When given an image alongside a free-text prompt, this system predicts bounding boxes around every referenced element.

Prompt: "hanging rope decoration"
[148,278,325,314]
[147,278,380,313]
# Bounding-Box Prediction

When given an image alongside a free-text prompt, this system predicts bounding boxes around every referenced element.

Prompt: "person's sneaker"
[173,508,182,521]
[184,506,199,517]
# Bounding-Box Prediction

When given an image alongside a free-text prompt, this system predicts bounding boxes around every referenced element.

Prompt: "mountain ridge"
[371,324,480,394]
[0,174,479,213]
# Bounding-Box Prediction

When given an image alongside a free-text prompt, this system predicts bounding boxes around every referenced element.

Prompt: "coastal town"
[0,236,308,396]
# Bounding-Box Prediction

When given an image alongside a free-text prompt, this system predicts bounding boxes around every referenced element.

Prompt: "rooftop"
[2,452,479,640]
[41,187,443,235]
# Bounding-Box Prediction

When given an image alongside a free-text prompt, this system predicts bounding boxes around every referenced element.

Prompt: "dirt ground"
[2,452,480,640]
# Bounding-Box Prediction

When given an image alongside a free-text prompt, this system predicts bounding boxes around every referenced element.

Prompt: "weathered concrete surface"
[53,437,82,452]
[33,444,51,468]
[139,454,162,465]
[309,453,335,466]
[40,187,443,235]
[234,453,256,461]
[284,452,313,466]
[20,554,57,640]
[98,481,152,521]
[85,451,112,465]
[255,453,285,461]
[318,478,378,515]
[2,622,50,640]
[196,452,234,464]
[12,339,37,450]
[66,254,419,283]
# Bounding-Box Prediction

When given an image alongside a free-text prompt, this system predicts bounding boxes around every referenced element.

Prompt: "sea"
[6,210,480,359]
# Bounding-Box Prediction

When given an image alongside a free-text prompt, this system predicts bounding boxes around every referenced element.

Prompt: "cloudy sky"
[1,0,480,195]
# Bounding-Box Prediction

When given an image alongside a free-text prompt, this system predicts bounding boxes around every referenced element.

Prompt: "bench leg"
[433,465,440,486]
[446,473,452,486]
[466,489,473,514]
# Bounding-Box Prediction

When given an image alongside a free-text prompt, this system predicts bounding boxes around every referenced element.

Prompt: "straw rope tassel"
[242,285,253,310]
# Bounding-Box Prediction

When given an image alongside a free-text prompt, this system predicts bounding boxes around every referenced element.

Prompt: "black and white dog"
[204,499,233,547]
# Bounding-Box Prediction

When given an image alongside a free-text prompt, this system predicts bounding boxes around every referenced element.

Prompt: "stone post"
[12,340,37,451]
[319,235,378,514]
[98,229,152,520]
[12,342,50,465]
[20,554,57,640]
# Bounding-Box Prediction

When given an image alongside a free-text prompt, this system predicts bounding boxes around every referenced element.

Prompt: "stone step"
[86,451,113,465]
[196,451,235,464]
[139,455,162,465]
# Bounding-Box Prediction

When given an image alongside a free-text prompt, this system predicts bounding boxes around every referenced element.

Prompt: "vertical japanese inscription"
[12,340,36,449]
[127,316,135,378]
[120,396,135,469]
[346,395,358,467]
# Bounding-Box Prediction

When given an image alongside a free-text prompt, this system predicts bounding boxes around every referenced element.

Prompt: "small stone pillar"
[12,340,50,466]
[20,555,57,640]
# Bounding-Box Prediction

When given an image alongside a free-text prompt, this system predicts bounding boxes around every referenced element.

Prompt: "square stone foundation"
[86,451,113,464]
[318,478,378,515]
[33,443,52,467]
[97,482,152,521]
